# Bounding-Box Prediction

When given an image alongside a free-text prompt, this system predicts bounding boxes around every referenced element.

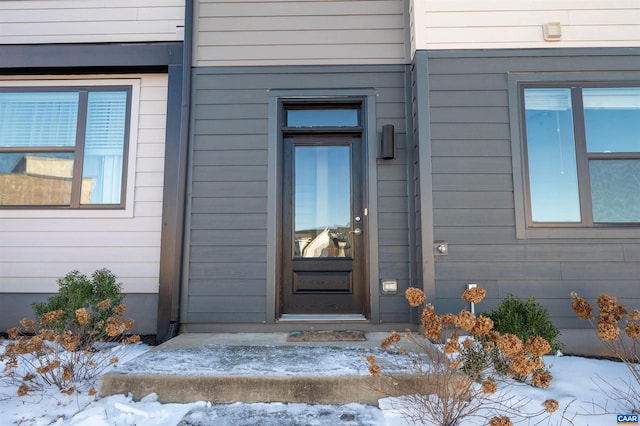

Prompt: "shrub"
[365,286,561,426]
[2,269,139,395]
[487,294,563,354]
[32,269,124,349]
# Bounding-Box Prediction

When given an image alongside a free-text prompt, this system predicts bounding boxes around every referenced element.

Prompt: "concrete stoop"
[99,332,458,406]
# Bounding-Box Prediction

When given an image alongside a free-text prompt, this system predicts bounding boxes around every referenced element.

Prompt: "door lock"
[350,228,362,235]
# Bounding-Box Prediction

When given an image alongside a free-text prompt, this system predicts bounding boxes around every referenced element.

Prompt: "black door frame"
[277,98,370,318]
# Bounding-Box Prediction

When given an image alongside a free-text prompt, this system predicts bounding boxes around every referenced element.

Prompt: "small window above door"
[284,104,361,128]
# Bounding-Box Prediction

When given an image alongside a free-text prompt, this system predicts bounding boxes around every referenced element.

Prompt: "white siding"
[195,0,408,66]
[0,74,168,294]
[0,1,184,44]
[413,0,640,49]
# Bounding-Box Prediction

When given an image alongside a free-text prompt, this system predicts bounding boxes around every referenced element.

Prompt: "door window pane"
[584,88,640,153]
[590,159,640,223]
[524,88,581,222]
[294,145,351,258]
[287,109,359,127]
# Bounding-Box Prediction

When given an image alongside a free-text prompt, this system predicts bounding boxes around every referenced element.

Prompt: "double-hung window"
[0,86,131,208]
[521,83,640,227]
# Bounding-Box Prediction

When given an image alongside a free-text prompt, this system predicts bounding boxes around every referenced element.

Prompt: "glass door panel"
[294,145,351,258]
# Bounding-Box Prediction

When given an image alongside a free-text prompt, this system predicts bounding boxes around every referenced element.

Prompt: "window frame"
[509,72,640,239]
[0,82,134,211]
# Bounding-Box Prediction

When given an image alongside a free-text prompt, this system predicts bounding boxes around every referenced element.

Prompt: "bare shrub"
[571,291,640,413]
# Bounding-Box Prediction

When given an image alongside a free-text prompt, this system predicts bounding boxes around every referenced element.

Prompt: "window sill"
[519,226,640,240]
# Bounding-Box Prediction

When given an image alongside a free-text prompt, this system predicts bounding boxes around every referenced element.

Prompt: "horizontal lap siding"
[187,65,409,323]
[0,0,184,44]
[426,50,640,328]
[0,74,167,336]
[196,0,407,66]
[414,0,640,49]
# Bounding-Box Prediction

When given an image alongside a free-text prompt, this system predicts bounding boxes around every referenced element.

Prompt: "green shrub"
[487,294,563,353]
[32,268,125,349]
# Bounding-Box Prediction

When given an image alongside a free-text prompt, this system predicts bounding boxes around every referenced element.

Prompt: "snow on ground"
[1,340,638,425]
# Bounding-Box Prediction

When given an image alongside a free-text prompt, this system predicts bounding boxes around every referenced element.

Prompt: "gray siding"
[185,65,411,325]
[420,48,640,328]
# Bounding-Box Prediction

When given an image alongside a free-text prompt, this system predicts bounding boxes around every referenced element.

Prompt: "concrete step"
[99,332,445,405]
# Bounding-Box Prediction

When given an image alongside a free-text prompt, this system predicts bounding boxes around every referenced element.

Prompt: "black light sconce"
[380,124,395,159]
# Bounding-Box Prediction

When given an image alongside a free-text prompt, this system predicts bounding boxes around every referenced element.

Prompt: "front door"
[281,134,366,315]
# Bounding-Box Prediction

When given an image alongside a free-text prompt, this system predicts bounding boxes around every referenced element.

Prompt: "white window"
[0,85,132,208]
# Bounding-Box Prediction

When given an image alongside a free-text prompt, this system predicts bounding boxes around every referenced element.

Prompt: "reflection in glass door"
[294,146,352,259]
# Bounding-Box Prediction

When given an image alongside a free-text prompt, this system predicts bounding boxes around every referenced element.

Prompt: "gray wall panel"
[185,64,411,326]
[423,48,640,334]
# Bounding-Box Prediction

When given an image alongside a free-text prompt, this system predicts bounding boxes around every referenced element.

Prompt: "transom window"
[522,84,640,225]
[0,86,131,208]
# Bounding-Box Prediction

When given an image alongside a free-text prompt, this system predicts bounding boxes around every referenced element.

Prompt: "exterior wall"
[416,48,640,331]
[183,65,411,326]
[0,0,184,44]
[0,74,168,333]
[412,0,640,50]
[194,0,408,67]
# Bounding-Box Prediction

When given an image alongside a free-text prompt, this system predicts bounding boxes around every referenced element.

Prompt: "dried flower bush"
[1,269,139,395]
[571,291,640,412]
[366,286,564,426]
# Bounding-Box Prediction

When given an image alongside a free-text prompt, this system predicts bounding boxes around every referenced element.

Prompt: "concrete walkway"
[99,332,440,406]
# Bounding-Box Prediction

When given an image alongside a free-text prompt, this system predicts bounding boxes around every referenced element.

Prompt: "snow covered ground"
[1,340,637,425]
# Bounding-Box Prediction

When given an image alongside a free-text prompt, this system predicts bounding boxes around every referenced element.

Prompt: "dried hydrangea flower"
[509,354,536,377]
[489,416,513,426]
[7,327,20,340]
[40,310,64,324]
[17,384,29,397]
[526,336,552,357]
[98,299,111,309]
[482,378,497,394]
[462,286,486,304]
[497,333,523,358]
[421,306,442,340]
[532,370,553,388]
[444,332,460,354]
[405,287,426,307]
[596,321,620,341]
[571,292,593,320]
[625,322,640,339]
[115,304,127,316]
[381,330,402,349]
[471,315,494,336]
[75,308,90,325]
[597,293,618,313]
[455,310,476,332]
[628,309,640,321]
[543,399,559,413]
[441,313,457,325]
[19,318,37,332]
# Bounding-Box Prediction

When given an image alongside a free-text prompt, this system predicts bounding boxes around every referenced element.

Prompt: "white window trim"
[0,77,141,219]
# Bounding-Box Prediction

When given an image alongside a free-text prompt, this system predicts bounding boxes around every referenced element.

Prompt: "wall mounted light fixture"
[380,124,395,159]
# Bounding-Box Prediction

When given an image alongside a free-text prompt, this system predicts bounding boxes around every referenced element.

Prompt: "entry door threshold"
[278,314,368,322]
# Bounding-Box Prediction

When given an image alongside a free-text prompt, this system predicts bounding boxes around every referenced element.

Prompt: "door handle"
[350,228,362,235]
